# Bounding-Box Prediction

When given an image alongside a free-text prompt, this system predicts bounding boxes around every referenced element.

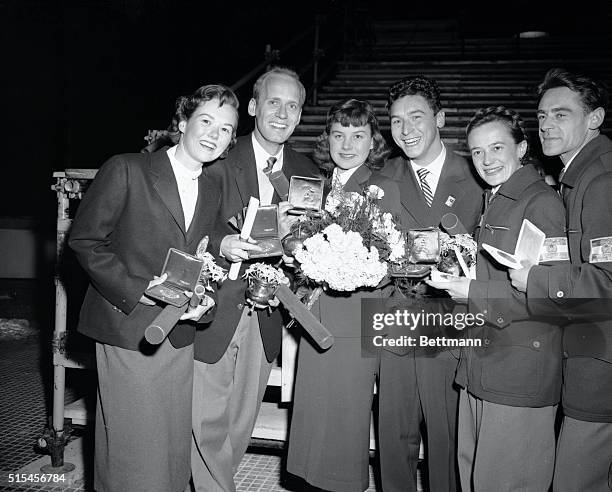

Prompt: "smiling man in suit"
[190,67,319,492]
[378,75,484,492]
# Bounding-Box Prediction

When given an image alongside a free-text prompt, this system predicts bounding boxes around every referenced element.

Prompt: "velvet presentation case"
[145,248,204,307]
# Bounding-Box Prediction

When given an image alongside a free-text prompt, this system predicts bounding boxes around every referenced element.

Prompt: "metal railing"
[229,9,348,107]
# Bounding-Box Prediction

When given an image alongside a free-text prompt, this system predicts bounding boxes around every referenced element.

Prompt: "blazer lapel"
[396,161,431,227]
[150,150,186,237]
[233,138,260,207]
[186,170,216,243]
[343,165,371,193]
[272,145,298,204]
[430,154,468,219]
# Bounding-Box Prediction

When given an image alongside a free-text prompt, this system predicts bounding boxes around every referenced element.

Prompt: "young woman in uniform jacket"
[428,106,567,492]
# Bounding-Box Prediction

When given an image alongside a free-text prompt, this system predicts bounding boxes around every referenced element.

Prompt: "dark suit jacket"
[194,135,320,364]
[380,146,484,232]
[68,150,220,351]
[380,146,484,356]
[528,134,612,421]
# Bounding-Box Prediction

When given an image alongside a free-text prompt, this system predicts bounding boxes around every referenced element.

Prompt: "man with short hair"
[190,67,319,492]
[378,75,484,492]
[510,68,612,491]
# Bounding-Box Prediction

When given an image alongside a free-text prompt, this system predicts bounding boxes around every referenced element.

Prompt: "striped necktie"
[416,167,434,207]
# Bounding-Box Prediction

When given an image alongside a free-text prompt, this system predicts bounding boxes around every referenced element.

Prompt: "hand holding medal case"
[145,248,204,307]
[247,205,284,259]
[144,246,208,345]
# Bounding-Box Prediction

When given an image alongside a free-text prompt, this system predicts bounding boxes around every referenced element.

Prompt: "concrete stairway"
[290,24,612,155]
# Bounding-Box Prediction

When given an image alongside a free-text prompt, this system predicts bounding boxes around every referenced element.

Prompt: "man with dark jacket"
[378,75,484,492]
[190,67,319,492]
[510,68,612,492]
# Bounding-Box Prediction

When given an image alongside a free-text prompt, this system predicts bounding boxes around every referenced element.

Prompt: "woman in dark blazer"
[428,106,567,492]
[286,99,401,491]
[69,85,238,492]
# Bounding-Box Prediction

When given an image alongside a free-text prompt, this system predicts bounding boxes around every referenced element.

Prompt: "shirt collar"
[333,164,363,187]
[167,145,202,180]
[410,142,446,179]
[251,133,283,170]
[560,131,600,176]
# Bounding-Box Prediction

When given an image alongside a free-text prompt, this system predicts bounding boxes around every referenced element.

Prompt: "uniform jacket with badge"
[195,135,320,364]
[455,164,566,407]
[380,146,484,356]
[68,150,219,351]
[527,134,612,421]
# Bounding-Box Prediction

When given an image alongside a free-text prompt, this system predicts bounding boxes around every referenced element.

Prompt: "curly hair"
[466,106,530,163]
[172,84,240,159]
[537,68,609,113]
[386,75,442,113]
[313,98,390,178]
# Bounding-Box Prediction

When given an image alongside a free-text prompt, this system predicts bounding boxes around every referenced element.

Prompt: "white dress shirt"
[167,145,201,230]
[251,134,284,206]
[410,143,447,196]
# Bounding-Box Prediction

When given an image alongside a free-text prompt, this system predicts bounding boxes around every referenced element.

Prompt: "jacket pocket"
[479,339,543,398]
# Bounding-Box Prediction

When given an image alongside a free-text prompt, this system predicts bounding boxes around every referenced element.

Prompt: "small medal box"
[407,228,441,263]
[247,205,284,259]
[145,248,204,307]
[288,176,324,214]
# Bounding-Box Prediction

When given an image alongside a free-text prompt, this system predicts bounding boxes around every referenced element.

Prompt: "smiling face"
[468,121,526,187]
[389,94,445,166]
[537,86,598,164]
[248,73,302,155]
[328,122,373,172]
[175,98,237,170]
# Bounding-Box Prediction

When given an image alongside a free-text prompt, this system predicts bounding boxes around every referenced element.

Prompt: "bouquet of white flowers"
[294,223,388,291]
[287,184,405,293]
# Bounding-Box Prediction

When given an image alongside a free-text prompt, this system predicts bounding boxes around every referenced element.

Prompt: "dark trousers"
[378,350,460,492]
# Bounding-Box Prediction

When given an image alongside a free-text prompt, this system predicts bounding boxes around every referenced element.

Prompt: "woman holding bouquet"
[286,98,402,491]
[427,106,567,491]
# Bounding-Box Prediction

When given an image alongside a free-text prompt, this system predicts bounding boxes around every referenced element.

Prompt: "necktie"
[262,156,289,201]
[263,156,277,175]
[416,168,434,207]
[557,167,566,197]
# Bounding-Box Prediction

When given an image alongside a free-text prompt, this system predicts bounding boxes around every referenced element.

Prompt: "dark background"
[1,0,611,219]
